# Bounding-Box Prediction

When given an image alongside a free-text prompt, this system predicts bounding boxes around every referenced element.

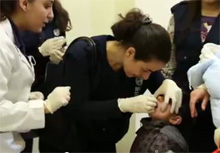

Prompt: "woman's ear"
[169,115,182,125]
[125,47,136,58]
[19,0,28,12]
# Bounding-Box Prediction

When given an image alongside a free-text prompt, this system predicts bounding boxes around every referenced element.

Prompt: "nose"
[141,72,151,80]
[48,7,54,21]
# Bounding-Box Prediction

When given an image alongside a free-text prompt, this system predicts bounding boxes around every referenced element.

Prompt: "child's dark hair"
[111,8,171,63]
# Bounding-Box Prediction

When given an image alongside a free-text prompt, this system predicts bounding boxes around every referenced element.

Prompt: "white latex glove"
[29,92,44,100]
[38,36,66,57]
[49,50,64,64]
[44,86,71,114]
[49,46,67,64]
[154,79,182,113]
[214,127,220,148]
[118,95,157,113]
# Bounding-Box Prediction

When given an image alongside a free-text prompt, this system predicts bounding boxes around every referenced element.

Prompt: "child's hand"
[189,85,210,118]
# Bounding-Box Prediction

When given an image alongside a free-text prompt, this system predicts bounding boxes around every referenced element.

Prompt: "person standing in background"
[38,8,182,152]
[22,0,72,90]
[163,0,219,151]
[20,1,72,152]
[0,0,71,152]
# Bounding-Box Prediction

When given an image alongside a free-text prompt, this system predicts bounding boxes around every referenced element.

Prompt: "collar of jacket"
[8,18,26,54]
[141,117,170,130]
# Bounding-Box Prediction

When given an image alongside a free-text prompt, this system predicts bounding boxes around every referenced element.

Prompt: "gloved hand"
[118,95,157,113]
[49,50,64,64]
[214,127,220,148]
[154,79,182,113]
[49,46,67,64]
[38,36,66,57]
[29,92,44,100]
[44,86,71,114]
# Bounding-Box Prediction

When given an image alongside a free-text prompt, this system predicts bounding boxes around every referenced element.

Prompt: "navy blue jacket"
[39,35,165,152]
[171,1,220,92]
[21,20,65,90]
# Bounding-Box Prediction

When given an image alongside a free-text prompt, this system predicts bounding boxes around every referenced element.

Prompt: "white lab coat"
[0,19,45,153]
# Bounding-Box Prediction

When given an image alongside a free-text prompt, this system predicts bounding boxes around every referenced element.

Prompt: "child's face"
[149,96,173,121]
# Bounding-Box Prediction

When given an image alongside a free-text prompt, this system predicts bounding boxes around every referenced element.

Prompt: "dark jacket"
[39,35,165,152]
[21,20,65,90]
[171,1,219,152]
[171,1,220,93]
[130,118,189,153]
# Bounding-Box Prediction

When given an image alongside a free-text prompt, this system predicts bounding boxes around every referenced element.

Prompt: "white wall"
[135,0,182,28]
[61,0,135,44]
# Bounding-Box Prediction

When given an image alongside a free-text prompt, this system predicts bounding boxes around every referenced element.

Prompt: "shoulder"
[171,0,190,13]
[0,37,16,67]
[67,35,109,61]
[67,37,95,61]
[161,125,189,151]
[0,28,17,60]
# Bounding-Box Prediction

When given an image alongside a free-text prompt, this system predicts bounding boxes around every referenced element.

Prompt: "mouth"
[43,21,48,27]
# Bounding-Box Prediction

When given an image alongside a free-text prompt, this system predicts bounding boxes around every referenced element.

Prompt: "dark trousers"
[86,142,116,153]
[21,139,33,153]
[39,140,65,153]
[39,138,116,153]
[21,132,37,153]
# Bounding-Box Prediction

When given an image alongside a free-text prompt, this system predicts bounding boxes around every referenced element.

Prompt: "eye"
[44,4,52,9]
[44,2,53,9]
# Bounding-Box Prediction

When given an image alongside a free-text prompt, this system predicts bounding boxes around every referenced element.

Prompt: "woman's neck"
[106,41,125,72]
[10,13,26,31]
[202,1,220,17]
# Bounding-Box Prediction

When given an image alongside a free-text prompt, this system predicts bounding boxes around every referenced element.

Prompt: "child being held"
[130,96,189,153]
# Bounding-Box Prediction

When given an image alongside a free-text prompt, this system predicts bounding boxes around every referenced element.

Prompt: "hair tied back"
[141,16,152,25]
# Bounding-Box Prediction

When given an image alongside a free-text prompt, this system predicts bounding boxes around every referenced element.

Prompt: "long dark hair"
[187,0,202,32]
[188,0,201,24]
[0,0,34,21]
[111,8,171,63]
[53,0,72,33]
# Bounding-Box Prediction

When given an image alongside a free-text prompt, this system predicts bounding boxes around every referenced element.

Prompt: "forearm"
[72,99,129,121]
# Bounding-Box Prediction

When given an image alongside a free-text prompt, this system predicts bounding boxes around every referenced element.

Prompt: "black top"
[8,18,26,54]
[40,35,165,152]
[170,1,219,152]
[21,20,65,90]
[171,1,220,92]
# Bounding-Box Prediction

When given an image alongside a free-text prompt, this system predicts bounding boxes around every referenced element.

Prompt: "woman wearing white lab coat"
[0,0,71,153]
